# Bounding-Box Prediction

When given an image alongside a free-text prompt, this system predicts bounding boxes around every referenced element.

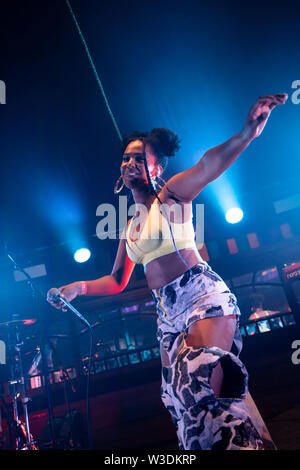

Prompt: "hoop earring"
[114,175,124,194]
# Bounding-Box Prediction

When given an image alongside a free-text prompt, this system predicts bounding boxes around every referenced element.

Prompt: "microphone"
[47,288,61,304]
[47,288,91,329]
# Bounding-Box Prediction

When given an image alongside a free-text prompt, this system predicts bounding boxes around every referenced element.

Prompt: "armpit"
[165,185,182,203]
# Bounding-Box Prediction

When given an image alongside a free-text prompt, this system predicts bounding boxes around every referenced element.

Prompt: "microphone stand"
[8,256,94,449]
[60,368,74,418]
[7,253,56,447]
[53,293,94,449]
[7,323,37,449]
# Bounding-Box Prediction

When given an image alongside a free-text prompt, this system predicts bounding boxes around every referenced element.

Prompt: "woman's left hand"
[242,93,288,140]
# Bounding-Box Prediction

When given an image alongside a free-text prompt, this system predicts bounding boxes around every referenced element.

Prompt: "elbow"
[115,283,125,295]
[111,273,127,295]
[196,157,218,186]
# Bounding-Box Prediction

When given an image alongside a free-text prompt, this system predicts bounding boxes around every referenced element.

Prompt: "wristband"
[80,281,88,296]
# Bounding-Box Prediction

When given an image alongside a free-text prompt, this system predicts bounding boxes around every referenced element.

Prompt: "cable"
[48,289,94,449]
[142,146,194,274]
[65,0,123,142]
[65,1,194,274]
[85,327,94,450]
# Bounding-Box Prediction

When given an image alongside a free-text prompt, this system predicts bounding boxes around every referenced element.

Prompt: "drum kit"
[0,317,38,450]
[0,253,94,450]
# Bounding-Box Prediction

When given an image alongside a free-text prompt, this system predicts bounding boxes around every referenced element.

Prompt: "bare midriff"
[144,247,203,290]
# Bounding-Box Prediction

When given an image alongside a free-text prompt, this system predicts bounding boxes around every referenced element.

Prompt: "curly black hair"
[121,127,181,171]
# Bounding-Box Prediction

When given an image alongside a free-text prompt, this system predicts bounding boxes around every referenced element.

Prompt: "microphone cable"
[48,289,94,449]
[85,326,94,450]
[64,297,94,450]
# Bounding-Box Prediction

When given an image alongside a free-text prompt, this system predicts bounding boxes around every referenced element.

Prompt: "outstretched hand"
[243,93,288,140]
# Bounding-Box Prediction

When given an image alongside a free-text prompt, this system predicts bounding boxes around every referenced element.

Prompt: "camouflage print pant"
[152,263,265,450]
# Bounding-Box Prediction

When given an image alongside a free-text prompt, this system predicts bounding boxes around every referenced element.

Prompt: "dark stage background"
[0,0,300,450]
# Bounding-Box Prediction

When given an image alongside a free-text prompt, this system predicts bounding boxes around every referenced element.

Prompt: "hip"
[151,262,240,329]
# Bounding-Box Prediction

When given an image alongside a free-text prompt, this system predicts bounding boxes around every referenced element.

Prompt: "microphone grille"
[48,288,61,303]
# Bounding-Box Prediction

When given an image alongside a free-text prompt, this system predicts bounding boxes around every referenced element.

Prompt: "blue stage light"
[74,248,91,263]
[225,207,243,224]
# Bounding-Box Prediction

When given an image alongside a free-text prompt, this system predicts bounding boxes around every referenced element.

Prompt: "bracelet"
[80,281,88,296]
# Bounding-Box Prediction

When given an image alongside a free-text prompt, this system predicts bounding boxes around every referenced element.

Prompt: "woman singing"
[47,93,287,450]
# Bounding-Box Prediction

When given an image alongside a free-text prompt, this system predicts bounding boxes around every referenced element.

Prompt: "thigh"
[185,315,237,397]
[186,315,237,351]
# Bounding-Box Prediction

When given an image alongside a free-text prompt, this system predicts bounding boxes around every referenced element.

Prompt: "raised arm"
[162,93,287,203]
[47,236,135,310]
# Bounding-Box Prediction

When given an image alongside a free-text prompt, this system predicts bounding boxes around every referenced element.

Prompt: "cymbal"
[0,318,36,327]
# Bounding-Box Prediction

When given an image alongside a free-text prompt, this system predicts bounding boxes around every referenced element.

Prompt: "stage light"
[225,207,243,224]
[74,248,91,263]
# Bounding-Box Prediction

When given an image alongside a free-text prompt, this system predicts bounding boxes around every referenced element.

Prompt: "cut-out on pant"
[160,335,264,450]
